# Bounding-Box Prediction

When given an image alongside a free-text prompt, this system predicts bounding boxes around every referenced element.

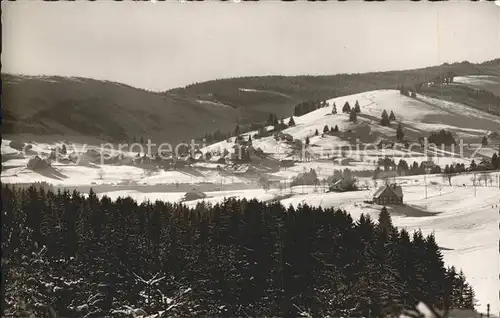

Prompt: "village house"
[373,183,404,205]
[328,179,343,192]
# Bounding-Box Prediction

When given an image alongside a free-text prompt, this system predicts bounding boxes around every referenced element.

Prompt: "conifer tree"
[288,116,296,127]
[423,233,446,304]
[323,125,329,134]
[389,110,396,122]
[349,108,357,122]
[315,129,319,136]
[380,110,390,126]
[332,103,337,114]
[354,100,361,113]
[377,206,395,237]
[342,102,351,113]
[481,136,488,146]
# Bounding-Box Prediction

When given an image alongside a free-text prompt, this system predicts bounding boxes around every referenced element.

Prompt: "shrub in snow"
[291,168,320,186]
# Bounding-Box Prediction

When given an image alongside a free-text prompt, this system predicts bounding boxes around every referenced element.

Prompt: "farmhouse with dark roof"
[373,184,403,205]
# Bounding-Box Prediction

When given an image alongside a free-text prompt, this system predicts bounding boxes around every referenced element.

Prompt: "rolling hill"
[1,74,240,144]
[166,59,500,118]
[2,59,500,144]
[203,88,500,153]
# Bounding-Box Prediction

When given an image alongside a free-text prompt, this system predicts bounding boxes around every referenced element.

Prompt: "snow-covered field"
[1,161,251,187]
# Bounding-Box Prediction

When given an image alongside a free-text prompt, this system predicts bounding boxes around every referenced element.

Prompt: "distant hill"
[1,74,240,144]
[202,89,500,162]
[3,59,500,144]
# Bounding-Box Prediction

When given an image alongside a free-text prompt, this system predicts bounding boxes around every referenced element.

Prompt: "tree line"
[293,100,329,117]
[2,185,476,317]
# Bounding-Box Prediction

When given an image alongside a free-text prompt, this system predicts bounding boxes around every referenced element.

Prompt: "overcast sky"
[2,1,499,91]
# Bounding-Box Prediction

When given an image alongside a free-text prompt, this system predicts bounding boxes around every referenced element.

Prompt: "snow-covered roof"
[373,184,403,199]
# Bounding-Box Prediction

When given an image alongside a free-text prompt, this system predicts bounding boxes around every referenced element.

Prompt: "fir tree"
[389,111,396,122]
[349,108,357,122]
[380,110,390,126]
[481,136,488,146]
[378,206,394,234]
[315,129,319,136]
[342,101,351,113]
[323,125,329,134]
[354,100,361,113]
[332,103,337,114]
[288,116,296,127]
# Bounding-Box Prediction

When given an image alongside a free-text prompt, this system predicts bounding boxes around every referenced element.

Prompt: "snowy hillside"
[454,75,500,87]
[203,89,500,163]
